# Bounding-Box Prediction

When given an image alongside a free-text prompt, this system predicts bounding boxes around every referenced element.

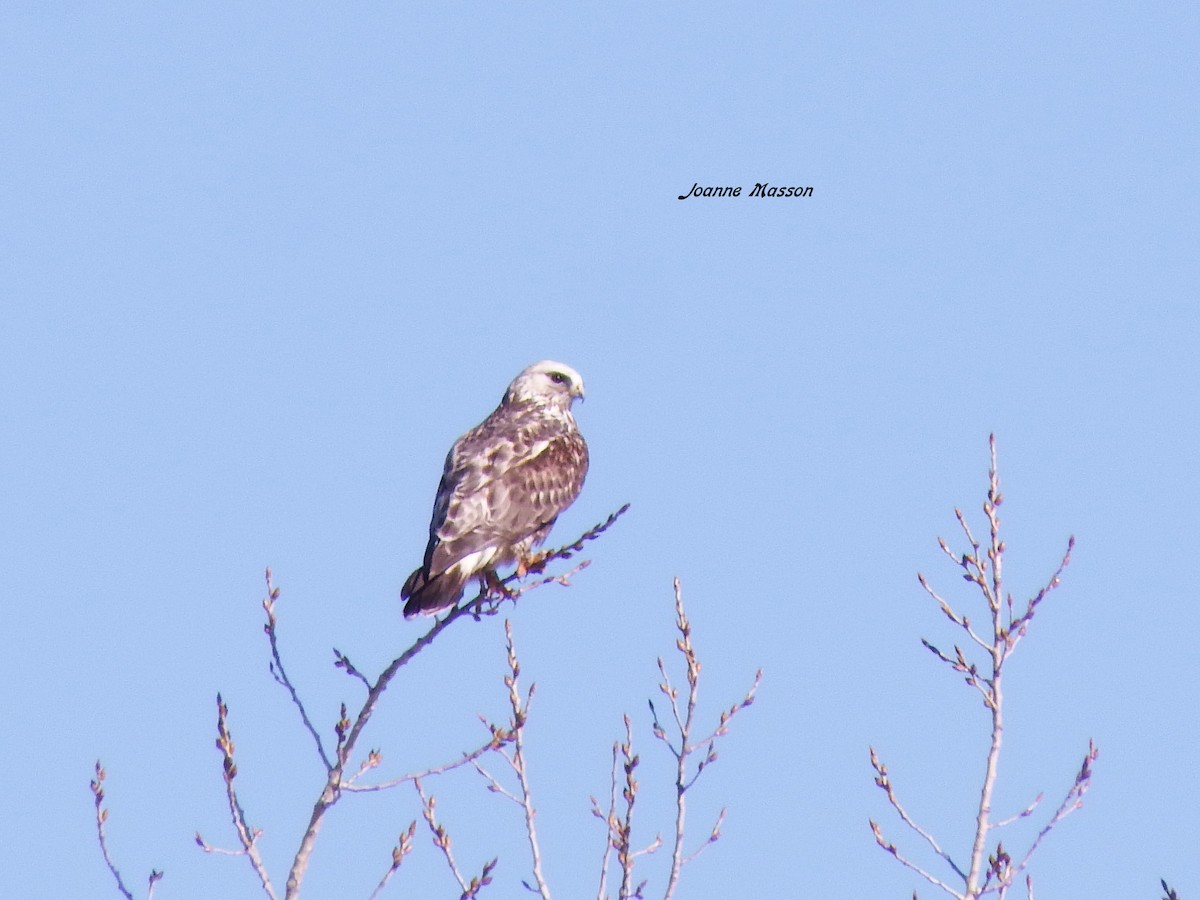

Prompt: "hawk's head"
[504,360,585,409]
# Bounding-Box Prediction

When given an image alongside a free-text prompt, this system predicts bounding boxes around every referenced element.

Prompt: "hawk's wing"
[421,403,588,581]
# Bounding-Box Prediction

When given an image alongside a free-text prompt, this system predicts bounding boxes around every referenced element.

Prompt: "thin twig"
[345,731,513,792]
[869,819,963,898]
[918,573,992,651]
[616,715,644,900]
[1009,538,1074,642]
[415,778,468,891]
[663,580,699,900]
[657,580,757,900]
[415,779,497,898]
[472,759,524,806]
[591,743,620,900]
[869,747,966,882]
[367,821,416,900]
[262,570,333,771]
[501,620,552,899]
[1009,742,1097,878]
[683,672,761,757]
[682,808,726,865]
[993,793,1043,829]
[332,647,372,691]
[342,750,383,787]
[204,695,278,899]
[90,761,147,900]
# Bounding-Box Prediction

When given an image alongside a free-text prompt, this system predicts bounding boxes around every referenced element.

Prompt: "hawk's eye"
[548,372,568,385]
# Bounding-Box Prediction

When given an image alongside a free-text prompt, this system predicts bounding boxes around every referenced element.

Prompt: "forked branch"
[870,436,1093,899]
[595,579,759,900]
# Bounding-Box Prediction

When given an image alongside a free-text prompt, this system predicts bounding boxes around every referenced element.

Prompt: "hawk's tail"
[402,567,469,618]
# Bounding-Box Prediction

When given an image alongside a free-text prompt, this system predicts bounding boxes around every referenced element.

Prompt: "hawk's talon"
[517,550,550,578]
[482,569,517,600]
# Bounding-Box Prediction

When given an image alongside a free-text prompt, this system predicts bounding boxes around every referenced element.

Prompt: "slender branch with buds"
[614,714,656,900]
[870,436,1094,899]
[470,620,553,898]
[651,580,760,900]
[590,579,760,900]
[415,778,498,898]
[367,820,416,900]
[195,695,278,899]
[91,762,163,900]
[591,742,621,900]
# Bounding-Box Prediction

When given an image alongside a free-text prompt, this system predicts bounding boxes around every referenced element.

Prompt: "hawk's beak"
[573,383,586,402]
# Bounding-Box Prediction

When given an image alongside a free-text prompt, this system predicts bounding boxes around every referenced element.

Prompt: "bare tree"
[870,435,1095,899]
[92,504,761,898]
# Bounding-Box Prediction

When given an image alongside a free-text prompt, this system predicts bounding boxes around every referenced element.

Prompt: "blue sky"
[3,3,1198,898]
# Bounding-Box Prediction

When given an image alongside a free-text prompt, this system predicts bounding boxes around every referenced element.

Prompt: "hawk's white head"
[504,360,586,410]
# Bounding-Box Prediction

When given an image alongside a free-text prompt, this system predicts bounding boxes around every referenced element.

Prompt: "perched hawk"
[402,360,589,617]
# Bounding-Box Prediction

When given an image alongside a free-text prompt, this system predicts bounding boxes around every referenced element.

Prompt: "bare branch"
[91,761,143,900]
[332,647,372,691]
[871,437,1093,900]
[539,503,631,567]
[284,598,478,896]
[282,508,628,898]
[472,759,524,806]
[663,581,698,900]
[367,821,416,900]
[657,579,758,900]
[347,730,513,792]
[415,779,496,898]
[1008,741,1098,879]
[681,808,725,865]
[342,750,383,788]
[918,572,991,651]
[595,580,761,898]
[870,819,963,899]
[501,619,552,900]
[463,859,499,900]
[993,793,1043,829]
[919,639,994,707]
[869,747,966,882]
[591,742,620,900]
[1008,536,1074,642]
[206,695,278,899]
[262,570,333,771]
[415,779,469,893]
[685,670,761,756]
[616,715,644,900]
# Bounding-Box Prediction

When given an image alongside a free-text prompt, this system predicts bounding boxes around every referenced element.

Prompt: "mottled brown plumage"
[402,361,589,617]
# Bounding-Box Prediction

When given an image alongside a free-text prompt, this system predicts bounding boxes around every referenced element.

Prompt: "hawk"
[402,360,589,617]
